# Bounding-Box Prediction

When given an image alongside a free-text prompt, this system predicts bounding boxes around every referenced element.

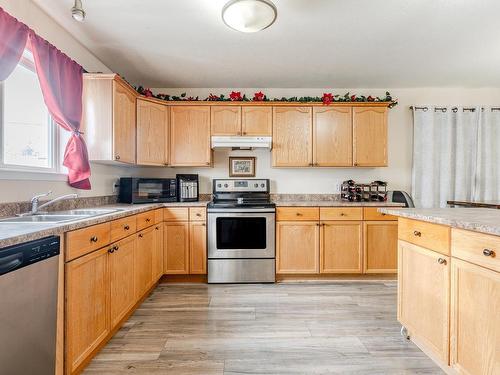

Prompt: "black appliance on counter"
[119,177,177,203]
[176,174,199,202]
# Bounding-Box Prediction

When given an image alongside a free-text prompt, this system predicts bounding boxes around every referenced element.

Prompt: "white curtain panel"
[412,106,479,208]
[474,108,500,201]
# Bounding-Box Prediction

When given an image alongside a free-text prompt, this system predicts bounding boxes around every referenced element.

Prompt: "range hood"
[211,136,272,149]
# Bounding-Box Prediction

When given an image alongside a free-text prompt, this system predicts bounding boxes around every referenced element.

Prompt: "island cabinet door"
[272,107,313,167]
[109,235,136,329]
[276,221,319,273]
[450,258,500,375]
[66,247,110,374]
[312,106,352,167]
[398,240,450,364]
[320,221,362,273]
[135,226,155,299]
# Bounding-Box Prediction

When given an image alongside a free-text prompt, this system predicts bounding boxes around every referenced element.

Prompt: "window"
[0,49,68,174]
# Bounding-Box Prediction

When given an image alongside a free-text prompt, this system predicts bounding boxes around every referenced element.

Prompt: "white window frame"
[0,49,67,181]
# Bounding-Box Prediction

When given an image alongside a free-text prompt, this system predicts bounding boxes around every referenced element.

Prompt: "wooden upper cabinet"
[353,106,388,167]
[82,74,137,164]
[320,221,362,273]
[398,241,450,364]
[170,106,211,166]
[242,106,272,136]
[136,98,168,166]
[276,221,319,273]
[450,258,500,375]
[313,107,352,166]
[272,107,313,167]
[211,106,241,135]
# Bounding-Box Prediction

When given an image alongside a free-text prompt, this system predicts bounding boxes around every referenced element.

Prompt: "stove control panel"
[213,179,269,193]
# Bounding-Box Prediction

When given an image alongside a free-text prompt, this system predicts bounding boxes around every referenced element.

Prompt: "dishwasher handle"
[0,252,23,276]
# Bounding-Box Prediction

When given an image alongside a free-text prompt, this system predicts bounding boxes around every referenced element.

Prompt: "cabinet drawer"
[136,210,155,230]
[398,218,450,255]
[164,207,189,221]
[276,207,319,221]
[65,222,111,261]
[363,207,397,221]
[320,207,363,221]
[189,207,206,221]
[154,208,163,224]
[110,215,136,242]
[452,228,500,272]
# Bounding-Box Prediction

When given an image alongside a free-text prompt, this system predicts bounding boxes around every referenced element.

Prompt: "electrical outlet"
[112,179,119,194]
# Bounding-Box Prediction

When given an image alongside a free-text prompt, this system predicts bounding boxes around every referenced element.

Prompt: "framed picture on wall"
[229,157,256,177]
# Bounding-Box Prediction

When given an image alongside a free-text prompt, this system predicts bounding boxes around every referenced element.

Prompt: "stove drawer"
[208,259,275,283]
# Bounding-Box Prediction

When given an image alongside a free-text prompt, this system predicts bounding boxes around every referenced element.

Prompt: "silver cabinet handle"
[483,249,495,257]
[437,258,447,265]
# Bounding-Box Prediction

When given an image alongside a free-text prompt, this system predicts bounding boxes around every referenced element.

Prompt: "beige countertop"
[0,201,209,249]
[274,200,405,207]
[379,207,500,236]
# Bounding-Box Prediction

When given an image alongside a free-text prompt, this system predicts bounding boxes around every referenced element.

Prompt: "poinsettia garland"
[135,86,397,107]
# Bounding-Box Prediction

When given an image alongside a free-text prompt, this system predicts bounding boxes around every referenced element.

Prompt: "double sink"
[0,208,123,224]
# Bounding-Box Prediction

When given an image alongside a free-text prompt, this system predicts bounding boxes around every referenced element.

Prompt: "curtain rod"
[409,106,500,112]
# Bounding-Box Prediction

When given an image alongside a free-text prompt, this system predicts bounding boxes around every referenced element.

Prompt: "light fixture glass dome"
[222,0,277,33]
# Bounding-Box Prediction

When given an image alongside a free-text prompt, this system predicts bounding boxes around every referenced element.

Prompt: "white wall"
[0,0,133,203]
[141,87,500,194]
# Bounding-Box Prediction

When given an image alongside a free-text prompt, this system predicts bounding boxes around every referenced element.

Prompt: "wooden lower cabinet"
[320,221,362,273]
[276,221,319,273]
[135,226,155,298]
[450,258,500,375]
[164,221,190,274]
[363,221,398,273]
[109,235,136,329]
[65,248,109,374]
[189,221,207,274]
[398,240,450,364]
[153,224,164,280]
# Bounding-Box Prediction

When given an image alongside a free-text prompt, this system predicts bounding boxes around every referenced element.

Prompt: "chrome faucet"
[22,191,78,215]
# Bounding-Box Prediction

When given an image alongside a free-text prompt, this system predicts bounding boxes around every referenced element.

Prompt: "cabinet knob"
[354,162,358,166]
[296,213,303,216]
[206,162,211,166]
[483,249,495,257]
[114,245,119,251]
[146,218,151,222]
[413,230,422,237]
[115,155,121,160]
[202,223,206,227]
[124,225,130,230]
[138,233,143,238]
[108,247,115,254]
[242,131,247,135]
[155,226,160,230]
[437,258,447,265]
[196,213,201,217]
[340,212,346,216]
[90,236,98,243]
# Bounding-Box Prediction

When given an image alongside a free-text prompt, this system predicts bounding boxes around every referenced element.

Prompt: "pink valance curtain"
[0,7,91,189]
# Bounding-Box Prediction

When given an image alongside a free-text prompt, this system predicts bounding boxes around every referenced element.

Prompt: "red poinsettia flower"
[322,93,334,105]
[230,91,243,101]
[143,88,153,97]
[367,95,375,102]
[253,91,265,101]
[350,95,357,101]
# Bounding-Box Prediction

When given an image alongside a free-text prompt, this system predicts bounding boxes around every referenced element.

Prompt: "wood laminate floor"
[84,282,443,375]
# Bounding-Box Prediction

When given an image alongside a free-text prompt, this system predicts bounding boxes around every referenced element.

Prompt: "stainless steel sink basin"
[0,215,85,223]
[0,208,123,224]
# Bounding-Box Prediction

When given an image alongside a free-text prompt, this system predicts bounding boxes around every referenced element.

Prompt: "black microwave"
[119,178,177,204]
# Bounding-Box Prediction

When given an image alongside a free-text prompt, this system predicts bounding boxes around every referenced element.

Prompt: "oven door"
[208,209,275,259]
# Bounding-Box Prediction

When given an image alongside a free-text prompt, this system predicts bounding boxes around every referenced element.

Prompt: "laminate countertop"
[378,207,500,236]
[0,201,209,249]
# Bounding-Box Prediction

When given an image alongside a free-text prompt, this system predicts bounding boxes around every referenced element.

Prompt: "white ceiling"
[34,0,500,88]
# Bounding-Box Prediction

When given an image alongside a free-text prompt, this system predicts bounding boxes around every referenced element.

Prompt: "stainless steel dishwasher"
[0,236,60,375]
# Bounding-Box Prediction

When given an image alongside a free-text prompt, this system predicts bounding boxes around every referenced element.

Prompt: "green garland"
[134,86,397,108]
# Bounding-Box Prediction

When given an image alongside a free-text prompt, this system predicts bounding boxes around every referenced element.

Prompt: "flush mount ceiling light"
[71,0,85,22]
[222,0,277,33]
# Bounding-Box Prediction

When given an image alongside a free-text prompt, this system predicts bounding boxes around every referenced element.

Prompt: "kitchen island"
[379,207,499,375]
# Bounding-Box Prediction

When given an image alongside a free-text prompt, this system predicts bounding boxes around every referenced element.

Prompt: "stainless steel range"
[207,178,275,283]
